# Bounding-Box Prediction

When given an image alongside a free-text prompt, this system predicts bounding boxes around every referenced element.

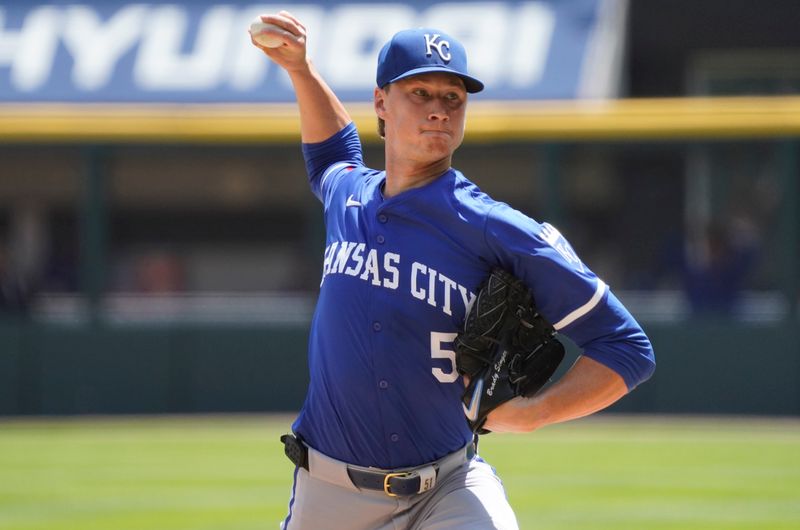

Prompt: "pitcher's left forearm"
[483,356,627,433]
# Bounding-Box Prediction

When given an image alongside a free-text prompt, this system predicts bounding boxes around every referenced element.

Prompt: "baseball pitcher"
[250,11,655,530]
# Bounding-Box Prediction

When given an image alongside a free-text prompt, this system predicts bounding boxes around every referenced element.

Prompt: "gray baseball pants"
[279,443,519,530]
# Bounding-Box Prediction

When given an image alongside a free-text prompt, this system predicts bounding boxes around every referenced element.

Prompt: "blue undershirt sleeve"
[302,122,363,203]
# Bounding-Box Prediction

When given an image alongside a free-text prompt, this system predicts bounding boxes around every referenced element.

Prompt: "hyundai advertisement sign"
[0,0,625,102]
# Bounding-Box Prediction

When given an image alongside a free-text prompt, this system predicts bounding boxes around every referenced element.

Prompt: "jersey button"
[378,214,388,224]
[378,380,389,389]
[376,234,385,244]
[390,433,399,443]
[372,321,382,332]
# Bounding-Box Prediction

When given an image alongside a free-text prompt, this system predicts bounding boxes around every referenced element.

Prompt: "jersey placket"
[365,200,403,465]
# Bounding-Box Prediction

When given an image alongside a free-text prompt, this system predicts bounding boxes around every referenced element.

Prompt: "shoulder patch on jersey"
[540,223,585,273]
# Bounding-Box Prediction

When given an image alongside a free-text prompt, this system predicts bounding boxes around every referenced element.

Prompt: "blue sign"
[0,0,623,103]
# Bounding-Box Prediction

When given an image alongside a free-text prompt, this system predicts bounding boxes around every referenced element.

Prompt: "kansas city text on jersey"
[321,240,476,317]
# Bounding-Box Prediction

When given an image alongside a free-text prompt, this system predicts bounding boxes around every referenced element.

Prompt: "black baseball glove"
[454,268,565,434]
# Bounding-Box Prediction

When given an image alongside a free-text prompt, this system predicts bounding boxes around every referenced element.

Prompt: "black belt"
[280,434,475,497]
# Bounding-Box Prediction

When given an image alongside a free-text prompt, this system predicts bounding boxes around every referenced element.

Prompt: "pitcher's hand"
[249,11,308,73]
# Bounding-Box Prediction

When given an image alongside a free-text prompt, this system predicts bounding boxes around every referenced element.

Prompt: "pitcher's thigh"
[412,459,519,530]
[281,468,397,530]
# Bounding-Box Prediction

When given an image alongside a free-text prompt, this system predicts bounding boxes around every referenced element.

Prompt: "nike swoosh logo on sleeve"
[346,195,362,207]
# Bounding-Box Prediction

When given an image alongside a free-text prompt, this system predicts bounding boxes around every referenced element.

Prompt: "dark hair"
[377,117,385,138]
[377,84,389,139]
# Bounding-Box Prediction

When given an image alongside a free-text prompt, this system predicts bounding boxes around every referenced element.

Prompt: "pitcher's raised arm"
[249,11,351,143]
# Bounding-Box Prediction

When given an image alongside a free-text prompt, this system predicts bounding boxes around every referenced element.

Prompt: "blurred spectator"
[682,216,760,315]
[40,237,80,293]
[0,240,31,316]
[134,250,185,293]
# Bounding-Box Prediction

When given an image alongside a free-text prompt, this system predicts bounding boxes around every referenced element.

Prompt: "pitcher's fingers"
[250,18,304,51]
[259,13,304,39]
[277,10,306,33]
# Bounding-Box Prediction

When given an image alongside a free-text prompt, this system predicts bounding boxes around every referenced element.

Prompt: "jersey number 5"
[430,332,459,383]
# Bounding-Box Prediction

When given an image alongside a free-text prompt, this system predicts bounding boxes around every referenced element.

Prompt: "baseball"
[250,18,285,48]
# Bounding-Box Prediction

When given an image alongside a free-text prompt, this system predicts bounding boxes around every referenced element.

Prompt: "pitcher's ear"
[374,87,387,119]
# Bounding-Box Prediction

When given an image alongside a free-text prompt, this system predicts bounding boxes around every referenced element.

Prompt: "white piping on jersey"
[553,279,607,331]
[320,162,353,193]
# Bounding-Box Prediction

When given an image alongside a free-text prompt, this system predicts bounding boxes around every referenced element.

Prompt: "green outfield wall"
[0,320,797,416]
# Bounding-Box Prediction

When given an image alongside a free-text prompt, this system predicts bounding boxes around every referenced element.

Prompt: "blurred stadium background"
[0,0,798,528]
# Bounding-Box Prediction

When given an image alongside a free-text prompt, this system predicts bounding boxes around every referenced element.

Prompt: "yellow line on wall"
[1,96,799,144]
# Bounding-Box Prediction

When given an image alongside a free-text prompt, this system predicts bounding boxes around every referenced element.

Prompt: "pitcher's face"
[375,73,467,163]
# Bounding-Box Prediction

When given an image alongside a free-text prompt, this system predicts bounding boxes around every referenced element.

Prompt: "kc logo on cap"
[376,28,484,93]
[424,34,451,62]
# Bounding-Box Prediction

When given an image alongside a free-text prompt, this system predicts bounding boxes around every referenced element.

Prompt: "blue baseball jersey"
[292,123,655,470]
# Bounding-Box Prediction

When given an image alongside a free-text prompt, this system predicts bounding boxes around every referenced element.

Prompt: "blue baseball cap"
[376,28,484,93]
